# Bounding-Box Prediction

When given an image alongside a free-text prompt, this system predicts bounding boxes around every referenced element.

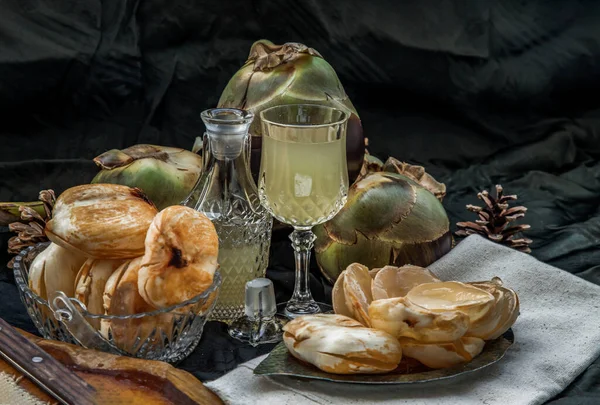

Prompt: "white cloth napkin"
[205,235,600,405]
[0,372,45,405]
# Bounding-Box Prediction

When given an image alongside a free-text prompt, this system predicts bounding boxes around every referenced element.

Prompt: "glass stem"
[286,228,319,315]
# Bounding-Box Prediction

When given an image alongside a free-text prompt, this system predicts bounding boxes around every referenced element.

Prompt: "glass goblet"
[258,104,349,318]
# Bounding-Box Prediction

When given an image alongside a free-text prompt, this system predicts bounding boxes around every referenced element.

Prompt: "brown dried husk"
[382,158,446,202]
[6,190,55,268]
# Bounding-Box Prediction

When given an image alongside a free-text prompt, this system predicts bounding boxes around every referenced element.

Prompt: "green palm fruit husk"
[215,39,365,183]
[91,144,202,210]
[314,157,452,284]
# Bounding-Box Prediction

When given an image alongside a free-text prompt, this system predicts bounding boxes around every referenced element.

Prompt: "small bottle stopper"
[228,278,283,346]
[245,278,277,319]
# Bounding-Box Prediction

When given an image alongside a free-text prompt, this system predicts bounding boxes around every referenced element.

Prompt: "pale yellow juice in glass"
[259,129,348,228]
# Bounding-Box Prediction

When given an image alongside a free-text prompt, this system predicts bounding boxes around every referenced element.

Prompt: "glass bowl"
[13,243,221,363]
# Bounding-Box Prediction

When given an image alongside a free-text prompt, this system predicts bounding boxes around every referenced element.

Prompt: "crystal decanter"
[184,108,272,323]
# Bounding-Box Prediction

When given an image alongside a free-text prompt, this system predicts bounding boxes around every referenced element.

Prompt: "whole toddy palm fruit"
[314,157,452,284]
[215,39,365,183]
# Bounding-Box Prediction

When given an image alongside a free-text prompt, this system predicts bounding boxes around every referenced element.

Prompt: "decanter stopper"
[201,108,252,160]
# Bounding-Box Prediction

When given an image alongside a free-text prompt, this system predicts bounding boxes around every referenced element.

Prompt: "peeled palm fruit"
[74,258,127,329]
[138,205,219,309]
[399,337,485,369]
[368,297,470,343]
[341,263,373,327]
[104,258,151,316]
[283,314,402,374]
[466,278,520,340]
[101,258,130,337]
[333,263,443,327]
[102,258,167,352]
[28,243,87,300]
[406,281,495,324]
[45,184,158,259]
[371,265,441,300]
[332,263,374,326]
[28,251,46,301]
[332,271,353,319]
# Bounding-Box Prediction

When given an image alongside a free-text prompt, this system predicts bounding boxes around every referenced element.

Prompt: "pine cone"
[456,185,532,253]
[7,190,55,268]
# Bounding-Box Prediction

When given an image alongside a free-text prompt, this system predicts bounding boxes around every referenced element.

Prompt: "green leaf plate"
[254,329,514,384]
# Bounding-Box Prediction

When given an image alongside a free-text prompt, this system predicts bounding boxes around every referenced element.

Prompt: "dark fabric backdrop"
[1,1,599,403]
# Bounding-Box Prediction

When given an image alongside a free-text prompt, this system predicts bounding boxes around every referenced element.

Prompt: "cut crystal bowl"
[13,243,221,363]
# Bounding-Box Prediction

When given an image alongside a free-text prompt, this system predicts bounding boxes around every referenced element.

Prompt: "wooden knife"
[0,318,96,405]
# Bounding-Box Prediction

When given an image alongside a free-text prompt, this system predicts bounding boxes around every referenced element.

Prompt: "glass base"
[228,315,284,347]
[277,302,333,320]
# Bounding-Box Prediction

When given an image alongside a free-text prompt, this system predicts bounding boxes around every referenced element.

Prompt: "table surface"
[1,234,598,405]
[0,327,224,404]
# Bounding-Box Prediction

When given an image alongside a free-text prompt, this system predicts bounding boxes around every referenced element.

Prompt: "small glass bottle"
[184,108,272,323]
